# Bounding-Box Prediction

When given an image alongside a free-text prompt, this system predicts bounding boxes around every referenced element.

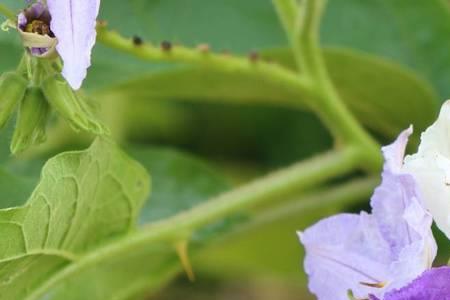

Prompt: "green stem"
[272,0,305,71]
[246,176,378,228]
[97,27,382,172]
[283,0,382,171]
[26,147,362,300]
[96,28,314,106]
[272,0,298,41]
[0,4,14,21]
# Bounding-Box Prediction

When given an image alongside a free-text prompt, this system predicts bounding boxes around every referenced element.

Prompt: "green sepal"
[11,87,50,154]
[347,290,357,300]
[0,72,28,130]
[41,74,107,135]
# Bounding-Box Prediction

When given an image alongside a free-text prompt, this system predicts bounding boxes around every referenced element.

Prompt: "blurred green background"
[1,0,450,299]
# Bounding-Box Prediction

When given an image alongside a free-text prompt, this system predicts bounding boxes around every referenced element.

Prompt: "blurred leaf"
[268,47,438,140]
[0,167,35,209]
[98,48,438,141]
[0,138,150,299]
[130,146,243,241]
[129,147,230,224]
[323,0,450,99]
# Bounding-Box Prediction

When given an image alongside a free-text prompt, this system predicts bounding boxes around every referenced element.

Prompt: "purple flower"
[17,1,57,58]
[369,267,450,300]
[298,127,437,300]
[17,0,100,90]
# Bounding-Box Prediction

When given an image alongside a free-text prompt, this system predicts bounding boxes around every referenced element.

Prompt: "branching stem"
[97,27,382,171]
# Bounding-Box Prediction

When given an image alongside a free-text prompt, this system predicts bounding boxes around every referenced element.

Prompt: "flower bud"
[0,72,28,130]
[41,74,106,135]
[11,87,50,154]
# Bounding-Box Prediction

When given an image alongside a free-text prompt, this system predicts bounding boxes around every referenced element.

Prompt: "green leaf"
[0,138,150,299]
[98,47,438,140]
[322,0,450,99]
[129,147,230,222]
[38,146,241,300]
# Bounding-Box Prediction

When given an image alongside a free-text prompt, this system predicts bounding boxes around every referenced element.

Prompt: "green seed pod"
[41,74,106,135]
[11,87,50,154]
[0,72,28,130]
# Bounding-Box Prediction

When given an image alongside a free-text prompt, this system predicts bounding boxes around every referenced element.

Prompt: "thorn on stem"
[197,43,210,53]
[249,51,260,62]
[132,35,143,46]
[96,20,108,28]
[175,240,195,282]
[161,40,172,52]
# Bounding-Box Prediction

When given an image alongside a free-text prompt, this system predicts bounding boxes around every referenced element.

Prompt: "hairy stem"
[96,27,314,106]
[26,147,363,299]
[97,27,382,171]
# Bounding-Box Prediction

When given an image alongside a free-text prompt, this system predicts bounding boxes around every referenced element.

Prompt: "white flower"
[404,100,450,239]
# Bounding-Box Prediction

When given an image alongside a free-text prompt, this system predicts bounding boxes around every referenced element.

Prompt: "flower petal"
[299,213,392,300]
[404,100,450,239]
[47,0,100,90]
[299,129,436,300]
[382,267,450,300]
[371,128,437,286]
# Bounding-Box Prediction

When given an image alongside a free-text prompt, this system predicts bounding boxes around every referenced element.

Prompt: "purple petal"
[299,128,436,300]
[381,267,450,300]
[47,0,100,90]
[18,1,47,29]
[299,214,392,300]
[381,126,412,173]
[371,128,436,281]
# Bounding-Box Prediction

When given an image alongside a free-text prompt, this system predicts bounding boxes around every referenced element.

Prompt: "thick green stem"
[96,28,314,106]
[26,147,362,300]
[272,0,298,40]
[272,0,305,71]
[97,27,382,172]
[274,0,382,171]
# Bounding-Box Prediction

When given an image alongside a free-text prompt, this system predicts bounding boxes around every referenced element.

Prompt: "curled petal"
[47,0,100,90]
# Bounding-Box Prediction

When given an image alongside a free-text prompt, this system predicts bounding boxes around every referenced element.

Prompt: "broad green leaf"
[41,146,241,300]
[129,147,231,223]
[0,138,150,299]
[322,0,450,99]
[97,48,438,140]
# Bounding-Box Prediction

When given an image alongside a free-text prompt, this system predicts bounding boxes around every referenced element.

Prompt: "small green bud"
[0,72,28,130]
[11,87,50,154]
[41,75,106,135]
